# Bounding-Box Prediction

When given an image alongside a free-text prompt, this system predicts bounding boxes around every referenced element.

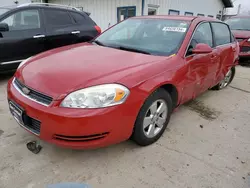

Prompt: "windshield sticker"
[162,27,187,32]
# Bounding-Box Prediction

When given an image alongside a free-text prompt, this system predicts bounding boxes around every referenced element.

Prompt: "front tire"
[132,88,172,146]
[212,67,235,90]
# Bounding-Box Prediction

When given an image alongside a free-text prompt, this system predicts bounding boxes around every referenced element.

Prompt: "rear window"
[211,22,231,46]
[44,9,73,26]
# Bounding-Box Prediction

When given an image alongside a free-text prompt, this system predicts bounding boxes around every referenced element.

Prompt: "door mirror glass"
[0,23,9,32]
[192,43,213,54]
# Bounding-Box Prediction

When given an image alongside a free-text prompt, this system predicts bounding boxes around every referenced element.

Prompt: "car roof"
[132,15,220,22]
[0,4,89,16]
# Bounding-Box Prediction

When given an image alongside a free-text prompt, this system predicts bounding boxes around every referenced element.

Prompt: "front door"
[117,6,136,22]
[0,8,46,71]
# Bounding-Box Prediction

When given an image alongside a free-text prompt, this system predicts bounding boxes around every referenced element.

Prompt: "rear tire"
[132,88,172,146]
[212,67,235,90]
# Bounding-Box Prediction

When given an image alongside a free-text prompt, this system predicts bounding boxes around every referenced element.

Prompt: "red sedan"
[225,16,250,63]
[8,16,239,149]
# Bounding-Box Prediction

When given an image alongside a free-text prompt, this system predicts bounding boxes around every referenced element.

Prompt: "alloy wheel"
[219,69,232,89]
[143,99,168,138]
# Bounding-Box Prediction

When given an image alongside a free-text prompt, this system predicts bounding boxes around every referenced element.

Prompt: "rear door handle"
[33,35,45,39]
[71,31,80,34]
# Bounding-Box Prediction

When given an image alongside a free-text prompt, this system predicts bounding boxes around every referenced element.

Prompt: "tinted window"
[211,22,231,46]
[44,9,72,26]
[0,9,40,31]
[96,19,190,56]
[225,17,250,31]
[70,12,85,24]
[191,22,213,48]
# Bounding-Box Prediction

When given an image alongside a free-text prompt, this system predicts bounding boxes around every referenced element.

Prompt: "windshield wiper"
[91,40,106,46]
[118,46,151,55]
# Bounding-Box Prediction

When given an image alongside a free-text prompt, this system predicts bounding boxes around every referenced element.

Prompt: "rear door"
[210,22,236,85]
[181,22,218,103]
[0,8,45,71]
[42,8,77,51]
[68,11,99,43]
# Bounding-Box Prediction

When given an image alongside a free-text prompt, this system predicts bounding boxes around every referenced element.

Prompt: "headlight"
[248,38,250,42]
[18,56,33,69]
[60,84,130,108]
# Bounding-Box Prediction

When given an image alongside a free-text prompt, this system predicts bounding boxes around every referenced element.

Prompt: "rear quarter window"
[70,12,85,24]
[70,11,95,26]
[211,22,231,46]
[44,9,73,26]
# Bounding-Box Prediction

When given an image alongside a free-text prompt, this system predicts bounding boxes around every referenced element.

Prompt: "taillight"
[95,25,101,34]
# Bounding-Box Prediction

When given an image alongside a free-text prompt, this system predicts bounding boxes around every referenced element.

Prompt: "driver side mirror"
[0,23,9,32]
[192,43,213,54]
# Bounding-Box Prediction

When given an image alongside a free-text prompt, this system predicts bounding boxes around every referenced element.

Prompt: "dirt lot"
[0,66,249,188]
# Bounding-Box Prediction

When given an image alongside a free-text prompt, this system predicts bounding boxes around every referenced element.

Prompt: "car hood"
[232,30,250,39]
[16,43,167,99]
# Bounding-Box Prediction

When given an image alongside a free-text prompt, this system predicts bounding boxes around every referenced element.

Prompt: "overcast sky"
[227,0,250,14]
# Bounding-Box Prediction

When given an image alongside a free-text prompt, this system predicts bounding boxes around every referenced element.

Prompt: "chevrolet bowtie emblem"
[22,87,30,95]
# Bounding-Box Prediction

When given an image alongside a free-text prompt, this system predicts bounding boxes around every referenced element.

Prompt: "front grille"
[53,132,109,142]
[23,114,41,135]
[13,78,53,106]
[241,46,250,53]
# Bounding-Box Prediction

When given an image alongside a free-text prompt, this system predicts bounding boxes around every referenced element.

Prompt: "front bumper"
[7,78,142,149]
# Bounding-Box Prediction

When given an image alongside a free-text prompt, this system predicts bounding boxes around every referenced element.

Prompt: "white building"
[1,0,233,30]
[0,0,42,7]
[48,0,233,30]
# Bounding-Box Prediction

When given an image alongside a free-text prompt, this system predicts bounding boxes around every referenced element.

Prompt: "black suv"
[0,3,101,73]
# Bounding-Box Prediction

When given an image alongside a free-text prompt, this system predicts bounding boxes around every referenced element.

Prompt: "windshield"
[225,17,250,31]
[95,18,190,56]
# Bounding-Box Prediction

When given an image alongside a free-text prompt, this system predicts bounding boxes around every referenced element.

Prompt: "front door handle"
[33,35,45,39]
[71,31,80,34]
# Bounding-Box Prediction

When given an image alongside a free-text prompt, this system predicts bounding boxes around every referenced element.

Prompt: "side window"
[187,22,213,56]
[0,9,40,31]
[211,22,231,46]
[70,12,85,24]
[44,9,73,26]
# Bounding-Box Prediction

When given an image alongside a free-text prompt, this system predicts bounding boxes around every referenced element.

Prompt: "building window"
[148,4,159,15]
[185,12,193,16]
[148,7,157,15]
[168,9,180,15]
[117,6,136,22]
[197,14,205,16]
[208,15,214,18]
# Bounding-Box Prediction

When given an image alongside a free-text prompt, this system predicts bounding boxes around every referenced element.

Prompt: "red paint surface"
[8,16,239,149]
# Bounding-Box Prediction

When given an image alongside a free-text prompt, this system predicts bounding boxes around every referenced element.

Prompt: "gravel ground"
[0,66,249,188]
